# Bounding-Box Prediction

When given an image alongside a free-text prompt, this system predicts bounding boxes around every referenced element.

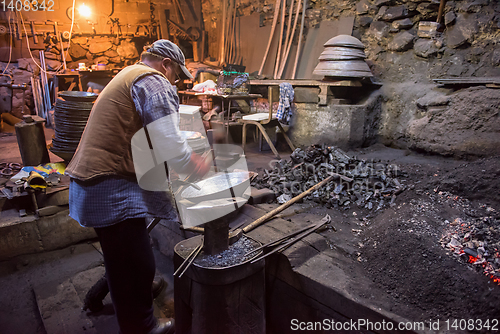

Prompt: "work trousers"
[95,218,157,334]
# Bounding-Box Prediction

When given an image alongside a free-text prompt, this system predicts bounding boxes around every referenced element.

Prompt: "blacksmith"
[66,39,210,334]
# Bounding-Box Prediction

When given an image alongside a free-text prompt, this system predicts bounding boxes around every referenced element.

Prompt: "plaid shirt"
[276,82,294,125]
[69,69,189,228]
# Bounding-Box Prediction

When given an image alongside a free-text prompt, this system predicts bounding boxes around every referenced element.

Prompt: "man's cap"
[145,39,193,80]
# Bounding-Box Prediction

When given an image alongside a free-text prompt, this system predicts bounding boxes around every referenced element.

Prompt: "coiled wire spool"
[51,92,97,161]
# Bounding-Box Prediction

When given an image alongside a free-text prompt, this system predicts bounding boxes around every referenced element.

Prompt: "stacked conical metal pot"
[51,91,98,161]
[313,35,373,78]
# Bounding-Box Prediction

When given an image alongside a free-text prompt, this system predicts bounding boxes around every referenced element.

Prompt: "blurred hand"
[186,152,211,180]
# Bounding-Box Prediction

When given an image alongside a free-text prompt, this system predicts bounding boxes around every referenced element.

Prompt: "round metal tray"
[181,171,250,202]
[58,91,98,102]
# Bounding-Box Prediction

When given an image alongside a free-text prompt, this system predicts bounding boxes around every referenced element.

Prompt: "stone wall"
[202,0,500,157]
[354,0,500,155]
[2,0,499,156]
[1,37,139,118]
[0,0,158,118]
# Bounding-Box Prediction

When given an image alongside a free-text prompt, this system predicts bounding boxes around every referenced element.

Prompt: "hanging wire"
[17,0,76,75]
[1,12,13,75]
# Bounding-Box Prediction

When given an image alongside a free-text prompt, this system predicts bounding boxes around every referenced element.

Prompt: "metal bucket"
[15,116,50,166]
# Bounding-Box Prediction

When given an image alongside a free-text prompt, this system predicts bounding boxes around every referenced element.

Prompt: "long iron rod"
[292,0,306,79]
[281,0,295,66]
[278,0,302,78]
[174,242,203,277]
[274,0,286,79]
[178,242,203,277]
[245,222,316,257]
[250,215,330,263]
[220,0,227,64]
[258,0,281,75]
[243,174,340,233]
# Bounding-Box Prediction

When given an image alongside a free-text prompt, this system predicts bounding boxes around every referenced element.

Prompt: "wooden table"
[178,91,262,141]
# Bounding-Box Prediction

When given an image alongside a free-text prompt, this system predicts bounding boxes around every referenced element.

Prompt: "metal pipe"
[292,0,306,79]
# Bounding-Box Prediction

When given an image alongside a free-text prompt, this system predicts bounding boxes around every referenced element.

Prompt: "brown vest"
[65,63,166,181]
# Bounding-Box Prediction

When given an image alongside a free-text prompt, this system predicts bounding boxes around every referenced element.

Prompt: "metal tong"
[246,214,332,263]
[173,240,204,278]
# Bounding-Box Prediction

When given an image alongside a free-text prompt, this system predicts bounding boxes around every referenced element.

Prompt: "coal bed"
[177,235,261,268]
[174,235,266,333]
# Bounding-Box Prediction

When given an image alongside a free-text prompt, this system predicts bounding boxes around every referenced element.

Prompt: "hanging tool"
[149,0,159,39]
[54,21,59,42]
[185,0,198,22]
[172,0,186,24]
[30,21,38,44]
[109,18,122,43]
[0,24,7,37]
[15,18,22,40]
[167,19,193,40]
[46,20,59,42]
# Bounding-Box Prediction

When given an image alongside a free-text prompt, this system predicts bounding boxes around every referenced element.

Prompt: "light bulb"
[78,4,91,18]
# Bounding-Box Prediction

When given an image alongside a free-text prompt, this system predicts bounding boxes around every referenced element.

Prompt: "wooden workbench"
[249,79,363,105]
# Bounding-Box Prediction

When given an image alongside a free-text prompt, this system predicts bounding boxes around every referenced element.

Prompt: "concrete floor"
[0,123,293,334]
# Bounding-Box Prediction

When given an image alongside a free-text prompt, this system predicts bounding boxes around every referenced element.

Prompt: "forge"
[173,213,266,334]
[172,169,266,334]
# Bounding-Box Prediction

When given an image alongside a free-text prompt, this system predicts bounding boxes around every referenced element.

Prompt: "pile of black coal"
[440,214,500,285]
[251,144,407,210]
[195,236,261,268]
